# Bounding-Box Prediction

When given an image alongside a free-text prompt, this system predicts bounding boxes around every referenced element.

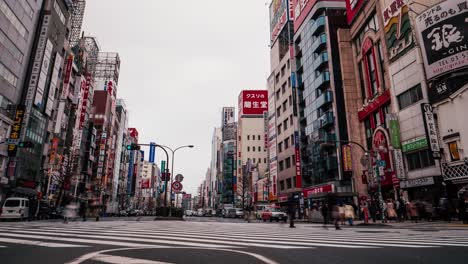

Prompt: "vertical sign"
[294,131,302,188]
[393,149,406,179]
[421,103,441,159]
[342,145,353,172]
[388,114,402,148]
[7,106,25,157]
[79,74,91,129]
[149,142,156,163]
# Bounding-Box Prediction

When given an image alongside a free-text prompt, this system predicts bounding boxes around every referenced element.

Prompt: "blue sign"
[149,142,156,163]
[140,150,144,162]
[377,160,386,167]
[127,149,134,195]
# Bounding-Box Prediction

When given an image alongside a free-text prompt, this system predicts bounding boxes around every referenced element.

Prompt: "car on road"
[197,208,204,216]
[261,207,288,222]
[227,208,244,218]
[185,210,194,216]
[0,197,30,221]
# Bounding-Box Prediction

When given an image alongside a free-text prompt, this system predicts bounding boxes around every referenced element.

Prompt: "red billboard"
[270,0,288,43]
[238,90,268,116]
[345,0,366,24]
[293,0,344,32]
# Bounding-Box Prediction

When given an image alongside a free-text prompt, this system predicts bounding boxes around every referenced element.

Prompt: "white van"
[0,197,29,220]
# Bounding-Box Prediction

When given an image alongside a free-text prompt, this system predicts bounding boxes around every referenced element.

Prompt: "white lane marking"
[0,237,88,248]
[91,253,173,264]
[0,228,316,249]
[17,226,449,248]
[66,246,279,264]
[0,233,171,248]
[0,229,241,249]
[0,245,5,248]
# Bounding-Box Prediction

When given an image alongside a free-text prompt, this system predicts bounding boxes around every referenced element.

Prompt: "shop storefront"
[400,176,443,203]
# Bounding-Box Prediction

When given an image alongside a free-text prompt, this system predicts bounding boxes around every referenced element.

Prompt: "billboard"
[415,0,468,80]
[270,0,288,43]
[222,107,235,127]
[238,90,268,116]
[345,0,367,24]
[382,0,414,62]
[129,128,139,140]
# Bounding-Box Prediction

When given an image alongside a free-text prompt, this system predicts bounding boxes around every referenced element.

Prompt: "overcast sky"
[82,0,271,194]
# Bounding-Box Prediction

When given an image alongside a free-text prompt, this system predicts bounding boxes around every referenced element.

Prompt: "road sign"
[172,181,183,193]
[149,142,156,163]
[175,174,184,182]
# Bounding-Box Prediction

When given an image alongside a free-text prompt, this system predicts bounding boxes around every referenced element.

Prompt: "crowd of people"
[315,194,468,229]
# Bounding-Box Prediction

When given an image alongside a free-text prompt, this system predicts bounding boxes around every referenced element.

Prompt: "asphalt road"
[0,217,467,264]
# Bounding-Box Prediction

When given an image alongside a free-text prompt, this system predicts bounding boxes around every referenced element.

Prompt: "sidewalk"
[299,219,468,229]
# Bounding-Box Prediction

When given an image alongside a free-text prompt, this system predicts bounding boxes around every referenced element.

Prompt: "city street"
[0,218,467,264]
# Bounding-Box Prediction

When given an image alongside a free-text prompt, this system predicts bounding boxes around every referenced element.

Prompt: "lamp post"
[159,145,194,208]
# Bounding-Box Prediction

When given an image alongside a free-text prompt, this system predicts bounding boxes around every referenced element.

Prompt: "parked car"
[261,207,288,222]
[227,208,244,218]
[185,210,194,216]
[0,197,30,221]
[197,209,204,216]
[203,209,213,217]
[50,206,64,219]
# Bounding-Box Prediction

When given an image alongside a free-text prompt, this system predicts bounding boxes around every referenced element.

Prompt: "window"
[0,62,18,87]
[377,41,386,87]
[277,124,282,135]
[282,101,287,112]
[264,158,267,163]
[285,157,291,168]
[19,0,34,18]
[373,111,382,127]
[0,30,24,63]
[366,51,378,96]
[247,135,250,140]
[281,65,285,77]
[397,84,423,110]
[280,180,285,191]
[292,177,296,188]
[275,73,280,84]
[258,146,261,152]
[247,146,250,152]
[276,90,280,101]
[406,149,435,171]
[283,119,288,130]
[286,178,292,189]
[288,77,291,87]
[279,160,284,171]
[258,135,261,140]
[239,136,241,141]
[291,134,294,145]
[282,82,286,94]
[53,1,66,24]
[290,114,293,126]
[364,118,373,150]
[0,0,28,38]
[448,141,460,161]
[258,158,261,164]
[253,158,256,163]
[358,62,366,102]
[284,138,289,149]
[276,107,281,117]
[289,95,292,106]
[252,146,255,152]
[278,142,283,153]
[287,59,290,69]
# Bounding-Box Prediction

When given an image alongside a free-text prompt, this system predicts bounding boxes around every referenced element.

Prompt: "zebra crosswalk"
[0,221,467,250]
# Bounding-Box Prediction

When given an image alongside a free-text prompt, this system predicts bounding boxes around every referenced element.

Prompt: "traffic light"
[18,141,34,148]
[126,143,140,150]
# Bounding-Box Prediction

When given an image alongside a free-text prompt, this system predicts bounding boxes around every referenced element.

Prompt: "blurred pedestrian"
[321,202,329,229]
[369,200,377,223]
[344,203,355,226]
[398,197,407,222]
[332,205,342,230]
[361,202,369,224]
[423,201,434,222]
[338,203,345,225]
[458,196,468,224]
[386,199,397,222]
[407,201,419,223]
[288,202,296,228]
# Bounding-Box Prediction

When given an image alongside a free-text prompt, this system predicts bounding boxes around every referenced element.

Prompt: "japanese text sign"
[239,90,268,116]
[415,0,468,79]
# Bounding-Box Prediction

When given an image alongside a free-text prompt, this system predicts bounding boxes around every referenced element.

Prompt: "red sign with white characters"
[358,89,391,121]
[302,184,334,198]
[239,90,268,116]
[129,128,139,140]
[345,0,367,24]
[278,194,289,202]
[79,74,91,129]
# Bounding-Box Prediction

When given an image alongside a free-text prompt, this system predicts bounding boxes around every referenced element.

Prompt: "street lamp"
[159,144,194,208]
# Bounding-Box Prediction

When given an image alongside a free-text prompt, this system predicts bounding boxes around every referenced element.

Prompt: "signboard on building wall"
[79,74,91,129]
[415,0,468,80]
[238,90,268,116]
[421,103,441,159]
[7,106,25,157]
[345,0,367,24]
[129,128,139,140]
[342,145,353,172]
[294,132,302,188]
[388,114,401,148]
[302,184,334,198]
[270,0,288,43]
[222,107,235,127]
[382,0,414,62]
[35,39,54,108]
[402,136,428,153]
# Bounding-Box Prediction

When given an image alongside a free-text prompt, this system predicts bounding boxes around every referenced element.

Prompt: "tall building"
[6,0,71,200]
[237,90,268,207]
[268,0,300,207]
[293,0,359,213]
[0,0,44,199]
[210,126,222,209]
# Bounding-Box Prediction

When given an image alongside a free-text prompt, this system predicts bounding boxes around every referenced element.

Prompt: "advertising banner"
[421,103,441,159]
[7,106,25,157]
[270,0,288,43]
[382,0,413,62]
[239,90,268,116]
[415,0,468,80]
[346,0,367,24]
[342,145,353,172]
[388,114,401,148]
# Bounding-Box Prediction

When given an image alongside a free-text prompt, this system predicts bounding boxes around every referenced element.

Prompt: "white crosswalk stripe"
[0,221,467,251]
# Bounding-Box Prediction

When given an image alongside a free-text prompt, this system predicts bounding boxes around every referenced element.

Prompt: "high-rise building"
[293,0,359,213]
[0,0,44,197]
[6,0,71,199]
[210,126,222,209]
[268,0,300,207]
[237,90,268,207]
